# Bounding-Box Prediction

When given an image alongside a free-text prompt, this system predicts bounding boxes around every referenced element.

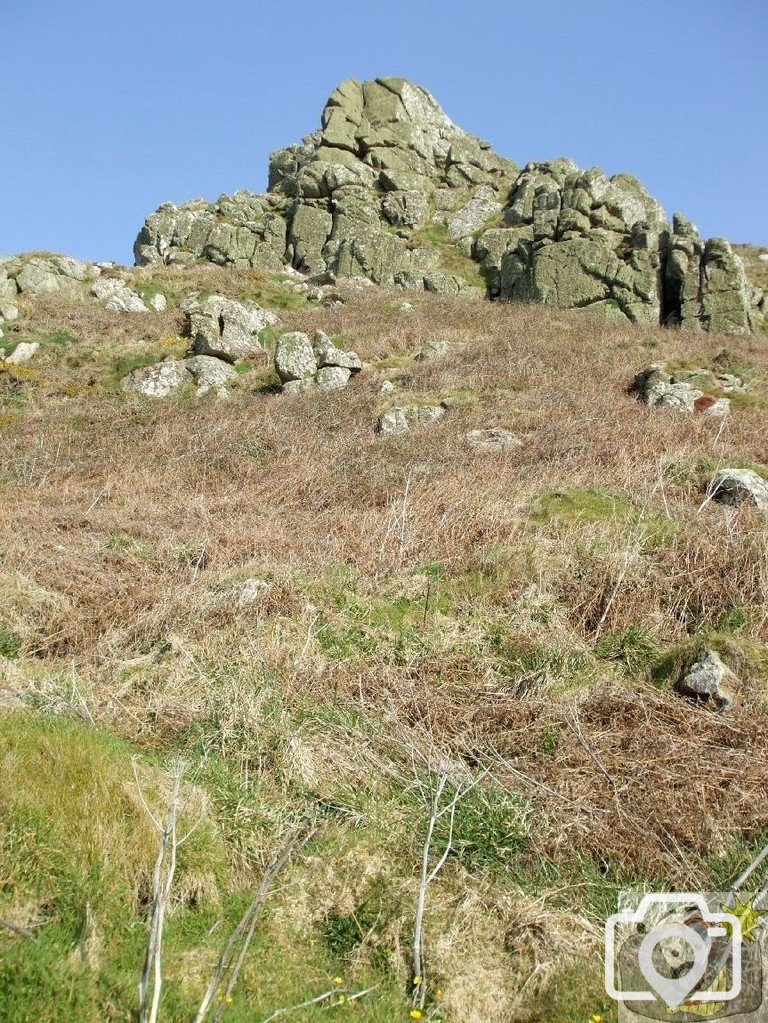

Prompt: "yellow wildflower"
[332,977,344,986]
[410,1012,423,1021]
[413,976,422,986]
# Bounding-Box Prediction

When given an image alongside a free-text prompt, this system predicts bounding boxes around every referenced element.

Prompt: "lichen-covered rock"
[188,295,276,362]
[677,650,736,711]
[634,364,740,416]
[316,366,352,391]
[447,186,503,239]
[312,331,362,371]
[91,278,148,313]
[12,254,96,295]
[121,358,192,398]
[707,468,768,511]
[376,408,410,435]
[665,220,754,334]
[376,404,446,435]
[185,355,238,398]
[133,79,761,331]
[466,428,522,450]
[275,332,317,382]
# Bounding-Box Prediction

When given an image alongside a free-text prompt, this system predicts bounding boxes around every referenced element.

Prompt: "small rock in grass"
[235,578,271,606]
[677,650,736,711]
[707,468,768,511]
[466,427,522,450]
[5,342,40,365]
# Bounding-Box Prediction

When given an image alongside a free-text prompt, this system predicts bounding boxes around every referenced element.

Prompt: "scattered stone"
[376,408,410,435]
[234,578,271,606]
[316,366,352,391]
[275,331,317,382]
[415,339,459,361]
[376,404,446,435]
[188,295,276,362]
[634,364,741,416]
[121,358,192,398]
[466,427,522,450]
[4,342,39,366]
[379,379,396,395]
[185,355,238,399]
[677,650,736,711]
[313,330,362,371]
[0,304,19,322]
[282,378,317,395]
[149,293,167,312]
[91,278,148,313]
[397,301,414,312]
[707,468,768,511]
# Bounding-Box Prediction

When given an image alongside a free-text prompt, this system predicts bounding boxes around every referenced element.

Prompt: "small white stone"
[5,341,39,365]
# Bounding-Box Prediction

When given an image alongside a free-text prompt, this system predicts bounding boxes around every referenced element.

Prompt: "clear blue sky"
[5,0,767,264]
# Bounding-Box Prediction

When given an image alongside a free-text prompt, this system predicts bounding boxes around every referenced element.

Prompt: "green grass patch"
[409,221,486,287]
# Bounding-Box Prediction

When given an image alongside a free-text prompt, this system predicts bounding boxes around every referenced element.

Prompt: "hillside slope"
[2,260,768,1022]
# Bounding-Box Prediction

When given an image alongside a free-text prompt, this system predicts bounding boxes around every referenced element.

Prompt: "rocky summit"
[135,77,764,334]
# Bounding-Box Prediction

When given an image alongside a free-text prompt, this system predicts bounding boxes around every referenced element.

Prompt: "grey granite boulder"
[275,332,317,382]
[707,468,768,511]
[92,278,148,313]
[121,358,192,398]
[188,295,276,362]
[677,650,735,711]
[185,355,238,398]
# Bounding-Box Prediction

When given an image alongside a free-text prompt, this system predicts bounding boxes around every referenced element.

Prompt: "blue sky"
[5,0,767,263]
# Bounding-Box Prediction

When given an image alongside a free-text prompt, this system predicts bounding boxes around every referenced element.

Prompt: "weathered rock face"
[134,77,516,293]
[1,253,97,298]
[133,78,763,332]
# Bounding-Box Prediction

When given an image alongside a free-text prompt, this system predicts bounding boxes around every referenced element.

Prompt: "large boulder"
[274,332,317,382]
[121,358,192,398]
[8,253,96,295]
[187,295,276,362]
[275,330,361,392]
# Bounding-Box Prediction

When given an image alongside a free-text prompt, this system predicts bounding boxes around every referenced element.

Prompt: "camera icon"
[605,893,742,1010]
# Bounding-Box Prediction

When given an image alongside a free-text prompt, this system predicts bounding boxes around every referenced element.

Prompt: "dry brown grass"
[3,270,768,888]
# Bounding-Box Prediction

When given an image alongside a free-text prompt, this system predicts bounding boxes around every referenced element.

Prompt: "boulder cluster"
[122,294,276,400]
[634,363,745,417]
[134,77,764,334]
[274,330,362,393]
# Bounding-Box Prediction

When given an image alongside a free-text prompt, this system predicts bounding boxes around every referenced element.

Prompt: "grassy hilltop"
[2,261,768,1023]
